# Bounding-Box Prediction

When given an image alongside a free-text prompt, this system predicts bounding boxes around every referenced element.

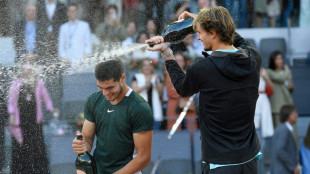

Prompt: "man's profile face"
[196,23,212,51]
[288,109,298,125]
[97,78,123,103]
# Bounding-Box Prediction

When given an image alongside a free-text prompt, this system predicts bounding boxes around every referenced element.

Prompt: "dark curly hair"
[193,6,235,45]
[95,59,124,82]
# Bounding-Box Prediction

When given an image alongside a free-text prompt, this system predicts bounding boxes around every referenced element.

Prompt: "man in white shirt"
[58,3,92,64]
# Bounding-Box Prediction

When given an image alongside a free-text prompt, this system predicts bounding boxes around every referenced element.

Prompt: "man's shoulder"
[128,91,148,105]
[274,123,289,135]
[87,91,105,104]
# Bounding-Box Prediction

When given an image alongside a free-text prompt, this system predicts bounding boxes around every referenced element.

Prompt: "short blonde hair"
[193,6,235,45]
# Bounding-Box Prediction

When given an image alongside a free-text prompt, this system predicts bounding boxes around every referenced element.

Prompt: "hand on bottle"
[178,11,197,21]
[72,131,88,154]
[145,36,167,52]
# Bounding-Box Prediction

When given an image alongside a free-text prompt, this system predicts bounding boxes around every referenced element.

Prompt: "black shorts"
[202,158,257,174]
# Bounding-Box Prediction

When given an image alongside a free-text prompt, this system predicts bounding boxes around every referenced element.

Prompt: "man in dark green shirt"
[72,59,153,174]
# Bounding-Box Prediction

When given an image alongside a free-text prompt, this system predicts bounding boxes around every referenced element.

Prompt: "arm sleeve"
[84,94,96,123]
[39,79,53,111]
[84,23,92,55]
[7,80,18,114]
[275,130,297,171]
[58,25,66,59]
[130,102,153,133]
[165,60,200,97]
[233,32,253,49]
[267,69,290,83]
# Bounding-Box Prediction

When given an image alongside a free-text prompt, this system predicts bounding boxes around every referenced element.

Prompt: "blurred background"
[0,0,309,174]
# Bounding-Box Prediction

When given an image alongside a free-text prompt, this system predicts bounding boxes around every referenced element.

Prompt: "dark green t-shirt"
[84,89,153,174]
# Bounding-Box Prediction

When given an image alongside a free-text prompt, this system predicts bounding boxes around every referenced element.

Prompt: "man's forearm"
[113,155,150,174]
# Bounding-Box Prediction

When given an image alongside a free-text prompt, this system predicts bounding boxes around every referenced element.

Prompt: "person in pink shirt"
[7,53,59,173]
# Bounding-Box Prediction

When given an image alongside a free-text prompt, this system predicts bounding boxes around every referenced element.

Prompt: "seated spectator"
[131,58,163,130]
[131,31,160,61]
[58,3,92,64]
[95,4,126,44]
[271,104,300,174]
[300,123,310,174]
[165,52,197,131]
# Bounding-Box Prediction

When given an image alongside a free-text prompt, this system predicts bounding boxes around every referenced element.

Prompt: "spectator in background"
[271,104,299,174]
[224,0,247,28]
[183,34,203,61]
[36,0,67,111]
[267,51,294,128]
[299,0,310,27]
[58,3,92,64]
[254,67,274,174]
[132,31,160,61]
[145,0,166,33]
[300,123,310,174]
[281,0,294,27]
[36,0,67,64]
[13,4,39,61]
[146,18,159,38]
[163,0,199,27]
[131,59,164,130]
[172,1,191,22]
[7,54,59,174]
[95,5,126,44]
[254,0,268,27]
[198,0,217,9]
[165,52,197,131]
[267,0,281,27]
[122,21,137,48]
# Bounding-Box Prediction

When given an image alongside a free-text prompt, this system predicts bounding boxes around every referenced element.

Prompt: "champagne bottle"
[148,18,195,47]
[75,135,97,174]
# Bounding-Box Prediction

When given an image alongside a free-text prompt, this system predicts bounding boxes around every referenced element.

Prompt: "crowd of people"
[0,0,309,174]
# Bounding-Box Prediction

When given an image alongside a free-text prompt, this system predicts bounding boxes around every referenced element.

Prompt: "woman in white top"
[131,58,163,130]
[254,67,274,174]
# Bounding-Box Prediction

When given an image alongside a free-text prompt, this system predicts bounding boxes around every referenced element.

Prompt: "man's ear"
[209,29,217,39]
[120,73,126,83]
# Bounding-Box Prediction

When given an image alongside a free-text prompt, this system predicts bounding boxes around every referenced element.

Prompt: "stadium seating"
[259,38,287,68]
[146,130,192,174]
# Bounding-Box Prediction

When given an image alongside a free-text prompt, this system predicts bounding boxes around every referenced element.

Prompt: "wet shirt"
[84,89,153,173]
